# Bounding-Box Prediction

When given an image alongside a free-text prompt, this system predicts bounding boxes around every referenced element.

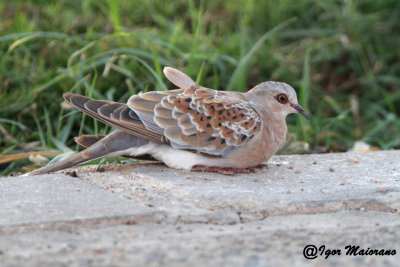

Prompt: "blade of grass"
[47,151,75,165]
[107,0,122,33]
[195,62,206,84]
[130,56,168,91]
[43,107,53,148]
[60,111,77,144]
[0,151,62,164]
[297,47,311,142]
[0,32,86,45]
[0,118,27,130]
[151,48,163,91]
[188,0,204,72]
[7,33,40,54]
[212,64,219,90]
[226,18,296,91]
[0,143,18,156]
[33,73,68,94]
[33,115,46,148]
[50,136,73,152]
[55,108,65,140]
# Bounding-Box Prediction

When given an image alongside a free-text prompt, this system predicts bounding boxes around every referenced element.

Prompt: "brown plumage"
[128,86,262,156]
[25,67,310,176]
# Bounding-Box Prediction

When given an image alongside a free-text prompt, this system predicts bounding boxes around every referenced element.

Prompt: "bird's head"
[247,81,311,120]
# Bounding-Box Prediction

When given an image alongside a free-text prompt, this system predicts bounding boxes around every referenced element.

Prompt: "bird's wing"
[64,93,165,144]
[128,86,262,156]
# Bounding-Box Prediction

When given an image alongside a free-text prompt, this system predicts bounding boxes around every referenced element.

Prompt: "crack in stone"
[256,199,397,221]
[1,198,396,235]
[0,212,167,235]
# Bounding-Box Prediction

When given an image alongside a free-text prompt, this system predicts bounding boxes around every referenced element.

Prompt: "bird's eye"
[276,94,288,104]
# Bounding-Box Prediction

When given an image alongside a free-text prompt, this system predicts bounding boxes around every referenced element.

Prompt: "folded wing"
[129,86,262,156]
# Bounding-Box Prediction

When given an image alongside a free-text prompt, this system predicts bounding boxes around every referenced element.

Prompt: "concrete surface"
[0,150,399,266]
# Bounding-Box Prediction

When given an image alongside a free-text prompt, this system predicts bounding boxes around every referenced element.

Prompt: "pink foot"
[190,165,251,175]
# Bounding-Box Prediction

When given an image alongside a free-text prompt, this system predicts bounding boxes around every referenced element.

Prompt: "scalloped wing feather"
[128,86,262,156]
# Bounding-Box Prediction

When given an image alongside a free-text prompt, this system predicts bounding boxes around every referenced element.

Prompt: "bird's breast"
[228,119,287,168]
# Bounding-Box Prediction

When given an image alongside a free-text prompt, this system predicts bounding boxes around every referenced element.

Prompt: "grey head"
[246,81,311,120]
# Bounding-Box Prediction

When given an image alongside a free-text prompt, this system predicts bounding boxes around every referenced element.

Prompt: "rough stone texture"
[0,176,163,230]
[0,151,399,266]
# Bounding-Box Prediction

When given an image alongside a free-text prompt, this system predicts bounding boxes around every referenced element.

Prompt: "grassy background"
[0,0,399,174]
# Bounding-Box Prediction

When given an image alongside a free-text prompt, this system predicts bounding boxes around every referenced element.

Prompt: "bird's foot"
[190,165,251,175]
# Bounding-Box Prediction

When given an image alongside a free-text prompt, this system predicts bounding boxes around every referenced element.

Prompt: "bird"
[25,67,310,176]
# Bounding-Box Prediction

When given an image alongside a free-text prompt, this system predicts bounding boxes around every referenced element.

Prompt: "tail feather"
[24,130,149,176]
[63,93,164,144]
[26,150,95,176]
[75,135,105,148]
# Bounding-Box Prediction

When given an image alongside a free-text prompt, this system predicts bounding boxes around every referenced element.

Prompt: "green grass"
[0,0,399,175]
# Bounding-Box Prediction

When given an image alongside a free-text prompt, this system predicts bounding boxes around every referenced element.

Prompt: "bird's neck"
[261,109,288,150]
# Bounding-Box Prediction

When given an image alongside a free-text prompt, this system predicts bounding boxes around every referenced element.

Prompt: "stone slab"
[0,151,399,266]
[75,151,400,223]
[0,211,399,267]
[0,176,163,231]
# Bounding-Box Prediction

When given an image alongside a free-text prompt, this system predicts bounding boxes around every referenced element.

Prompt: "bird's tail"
[24,130,148,176]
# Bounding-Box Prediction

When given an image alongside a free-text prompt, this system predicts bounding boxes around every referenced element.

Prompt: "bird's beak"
[290,103,311,120]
